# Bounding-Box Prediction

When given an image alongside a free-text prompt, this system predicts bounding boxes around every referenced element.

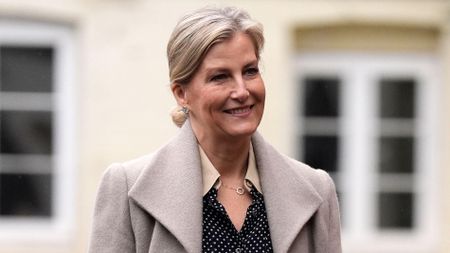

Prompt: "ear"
[171,83,188,106]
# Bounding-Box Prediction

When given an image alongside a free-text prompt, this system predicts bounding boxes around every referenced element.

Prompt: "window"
[377,78,416,230]
[1,47,54,218]
[297,75,342,211]
[295,53,440,252]
[0,21,75,244]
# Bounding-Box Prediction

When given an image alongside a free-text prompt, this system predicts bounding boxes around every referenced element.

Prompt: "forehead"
[200,33,258,70]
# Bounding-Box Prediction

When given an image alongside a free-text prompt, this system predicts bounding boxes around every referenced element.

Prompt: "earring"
[181,106,189,117]
[170,105,189,127]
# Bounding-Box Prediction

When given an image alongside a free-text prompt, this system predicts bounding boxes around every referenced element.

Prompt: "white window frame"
[294,52,440,253]
[0,20,76,245]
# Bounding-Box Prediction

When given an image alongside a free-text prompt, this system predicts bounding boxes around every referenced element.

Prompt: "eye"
[210,73,228,82]
[244,67,259,77]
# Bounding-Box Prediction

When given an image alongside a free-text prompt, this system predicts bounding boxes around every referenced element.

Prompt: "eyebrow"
[243,60,259,68]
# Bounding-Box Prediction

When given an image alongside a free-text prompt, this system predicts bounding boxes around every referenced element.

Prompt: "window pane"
[378,192,414,229]
[0,155,52,174]
[0,111,52,154]
[0,173,52,217]
[303,77,340,117]
[0,47,53,92]
[302,135,339,172]
[379,78,415,118]
[379,137,414,173]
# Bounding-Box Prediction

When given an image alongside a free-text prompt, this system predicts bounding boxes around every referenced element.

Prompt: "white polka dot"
[202,187,273,252]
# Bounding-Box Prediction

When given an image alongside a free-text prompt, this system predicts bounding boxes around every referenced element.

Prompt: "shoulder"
[99,130,187,188]
[281,154,336,197]
[99,122,199,191]
[100,152,157,190]
[252,132,336,198]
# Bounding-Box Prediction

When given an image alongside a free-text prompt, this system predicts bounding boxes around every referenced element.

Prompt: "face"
[173,32,265,142]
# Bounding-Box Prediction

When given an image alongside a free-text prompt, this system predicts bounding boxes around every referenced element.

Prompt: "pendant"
[235,187,245,195]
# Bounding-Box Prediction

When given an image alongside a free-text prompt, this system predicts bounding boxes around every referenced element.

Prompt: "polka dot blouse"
[202,186,274,252]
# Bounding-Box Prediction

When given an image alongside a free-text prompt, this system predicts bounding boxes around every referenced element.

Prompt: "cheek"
[186,86,209,107]
[206,87,231,104]
[192,90,227,113]
[254,81,266,102]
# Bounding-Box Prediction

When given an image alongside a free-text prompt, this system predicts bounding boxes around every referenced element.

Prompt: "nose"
[230,78,250,102]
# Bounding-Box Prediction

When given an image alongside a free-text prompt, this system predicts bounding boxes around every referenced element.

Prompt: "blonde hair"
[167,6,264,126]
[167,6,264,84]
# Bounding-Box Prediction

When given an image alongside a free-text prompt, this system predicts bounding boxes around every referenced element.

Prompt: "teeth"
[230,107,250,114]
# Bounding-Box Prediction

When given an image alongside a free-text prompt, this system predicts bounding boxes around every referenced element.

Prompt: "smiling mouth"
[224,105,254,115]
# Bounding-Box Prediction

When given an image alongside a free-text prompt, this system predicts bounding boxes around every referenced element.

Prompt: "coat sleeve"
[88,163,136,253]
[309,169,342,253]
[324,172,342,253]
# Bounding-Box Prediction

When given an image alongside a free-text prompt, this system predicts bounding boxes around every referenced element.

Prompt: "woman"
[89,6,341,253]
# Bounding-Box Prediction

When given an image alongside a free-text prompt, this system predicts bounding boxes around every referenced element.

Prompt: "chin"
[224,123,259,138]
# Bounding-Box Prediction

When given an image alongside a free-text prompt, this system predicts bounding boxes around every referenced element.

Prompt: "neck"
[194,131,251,180]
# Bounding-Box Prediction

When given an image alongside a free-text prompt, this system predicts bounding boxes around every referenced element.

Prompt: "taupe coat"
[88,121,341,253]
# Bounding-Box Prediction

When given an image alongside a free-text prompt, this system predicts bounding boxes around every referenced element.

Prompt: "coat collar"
[128,121,203,253]
[129,121,323,253]
[251,132,323,252]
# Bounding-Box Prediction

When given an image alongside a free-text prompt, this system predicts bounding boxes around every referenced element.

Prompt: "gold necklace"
[220,182,246,195]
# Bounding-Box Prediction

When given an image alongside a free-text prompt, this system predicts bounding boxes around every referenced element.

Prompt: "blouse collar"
[199,142,262,196]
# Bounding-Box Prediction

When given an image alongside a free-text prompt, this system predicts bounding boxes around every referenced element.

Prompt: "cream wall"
[0,1,448,252]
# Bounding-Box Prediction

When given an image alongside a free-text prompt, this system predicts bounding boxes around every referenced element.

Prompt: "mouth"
[223,105,254,115]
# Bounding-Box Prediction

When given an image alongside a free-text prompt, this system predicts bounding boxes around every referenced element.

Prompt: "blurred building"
[0,0,448,252]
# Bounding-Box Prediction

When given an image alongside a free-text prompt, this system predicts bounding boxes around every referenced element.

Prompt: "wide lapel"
[252,132,323,252]
[128,121,203,253]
